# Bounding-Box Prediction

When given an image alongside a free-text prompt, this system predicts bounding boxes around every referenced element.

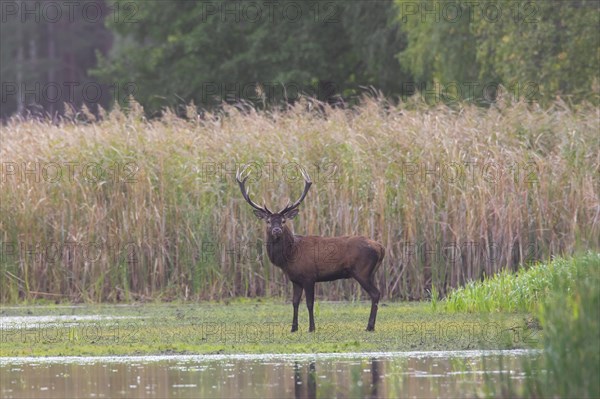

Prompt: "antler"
[278,166,312,215]
[236,165,271,214]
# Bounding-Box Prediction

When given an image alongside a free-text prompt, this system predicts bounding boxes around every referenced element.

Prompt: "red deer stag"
[236,165,385,332]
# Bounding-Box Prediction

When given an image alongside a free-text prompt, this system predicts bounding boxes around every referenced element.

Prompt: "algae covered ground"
[0,300,538,357]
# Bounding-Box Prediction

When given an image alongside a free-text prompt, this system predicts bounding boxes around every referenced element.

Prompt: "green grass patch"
[441,253,598,313]
[0,301,536,357]
[472,253,600,398]
[531,253,600,398]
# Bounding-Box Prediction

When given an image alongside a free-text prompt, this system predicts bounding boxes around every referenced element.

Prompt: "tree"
[395,0,599,105]
[92,0,410,114]
[0,0,113,119]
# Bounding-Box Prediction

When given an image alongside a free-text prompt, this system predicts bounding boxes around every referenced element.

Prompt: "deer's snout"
[271,227,283,237]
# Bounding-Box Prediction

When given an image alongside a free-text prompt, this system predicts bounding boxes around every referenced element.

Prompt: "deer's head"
[236,165,312,240]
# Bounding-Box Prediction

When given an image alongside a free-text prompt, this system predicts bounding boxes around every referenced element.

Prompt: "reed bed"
[1,98,598,302]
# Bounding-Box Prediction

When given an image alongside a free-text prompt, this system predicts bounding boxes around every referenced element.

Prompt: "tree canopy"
[396,0,599,105]
[92,0,408,114]
[1,0,598,118]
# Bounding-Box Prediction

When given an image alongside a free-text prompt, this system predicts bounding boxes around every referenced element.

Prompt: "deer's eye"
[282,219,286,224]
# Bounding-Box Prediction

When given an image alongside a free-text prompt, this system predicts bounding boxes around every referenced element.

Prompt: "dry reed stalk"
[1,98,598,302]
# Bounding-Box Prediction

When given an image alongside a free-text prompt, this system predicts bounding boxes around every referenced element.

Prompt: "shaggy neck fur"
[266,225,296,269]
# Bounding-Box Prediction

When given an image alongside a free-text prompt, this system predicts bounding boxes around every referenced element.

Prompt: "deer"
[236,165,385,332]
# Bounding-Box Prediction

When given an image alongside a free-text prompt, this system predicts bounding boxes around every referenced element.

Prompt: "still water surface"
[1,350,538,398]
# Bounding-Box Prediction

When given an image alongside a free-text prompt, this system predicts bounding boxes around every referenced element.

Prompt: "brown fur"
[237,166,385,332]
[265,221,385,332]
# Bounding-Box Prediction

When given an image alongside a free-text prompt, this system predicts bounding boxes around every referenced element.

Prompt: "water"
[1,350,538,398]
[0,315,142,328]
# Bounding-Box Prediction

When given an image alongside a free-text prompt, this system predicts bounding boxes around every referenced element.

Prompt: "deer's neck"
[266,225,296,269]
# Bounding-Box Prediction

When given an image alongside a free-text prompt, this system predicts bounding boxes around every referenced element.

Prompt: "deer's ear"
[284,208,299,219]
[253,209,270,220]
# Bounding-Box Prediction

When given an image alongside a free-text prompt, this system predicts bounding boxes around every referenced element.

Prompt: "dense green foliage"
[92,0,408,114]
[2,1,598,118]
[397,0,600,105]
[92,0,598,113]
[0,0,113,118]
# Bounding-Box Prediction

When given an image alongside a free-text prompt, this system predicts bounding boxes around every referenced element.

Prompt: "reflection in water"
[292,358,383,399]
[294,362,316,399]
[370,359,380,399]
[0,351,538,399]
[293,359,381,399]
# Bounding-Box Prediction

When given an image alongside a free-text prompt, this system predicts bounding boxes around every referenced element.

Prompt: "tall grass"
[531,253,600,398]
[478,252,600,398]
[1,98,599,302]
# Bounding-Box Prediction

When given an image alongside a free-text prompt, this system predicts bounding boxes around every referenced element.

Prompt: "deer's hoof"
[291,326,298,333]
[366,326,375,332]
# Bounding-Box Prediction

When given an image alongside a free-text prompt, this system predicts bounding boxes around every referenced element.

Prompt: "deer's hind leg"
[353,273,380,331]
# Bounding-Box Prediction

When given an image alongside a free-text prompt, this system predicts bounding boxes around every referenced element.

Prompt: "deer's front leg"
[304,282,316,332]
[291,282,303,332]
